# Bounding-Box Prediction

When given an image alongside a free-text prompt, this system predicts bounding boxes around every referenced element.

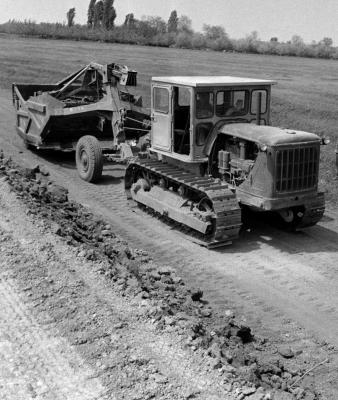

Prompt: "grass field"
[1,34,338,204]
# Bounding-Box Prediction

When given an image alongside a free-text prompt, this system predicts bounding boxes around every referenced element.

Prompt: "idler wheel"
[278,208,294,223]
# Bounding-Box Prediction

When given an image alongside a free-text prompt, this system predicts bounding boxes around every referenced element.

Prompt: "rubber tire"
[75,135,103,183]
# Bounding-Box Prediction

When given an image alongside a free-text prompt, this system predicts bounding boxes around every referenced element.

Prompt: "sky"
[1,0,338,45]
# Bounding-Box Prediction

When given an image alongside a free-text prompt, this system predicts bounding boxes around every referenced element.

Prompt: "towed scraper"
[12,62,151,182]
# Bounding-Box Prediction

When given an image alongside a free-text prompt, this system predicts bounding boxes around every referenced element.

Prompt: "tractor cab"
[150,76,275,165]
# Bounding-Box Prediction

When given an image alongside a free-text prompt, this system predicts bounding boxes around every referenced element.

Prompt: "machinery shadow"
[98,165,125,186]
[215,209,338,255]
[28,149,75,170]
[28,149,125,186]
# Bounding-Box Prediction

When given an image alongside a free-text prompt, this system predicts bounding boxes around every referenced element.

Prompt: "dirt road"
[1,91,338,397]
[0,277,105,400]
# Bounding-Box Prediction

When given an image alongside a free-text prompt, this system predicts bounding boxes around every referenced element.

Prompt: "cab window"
[178,86,190,106]
[153,87,169,114]
[196,92,214,119]
[216,90,248,117]
[251,90,267,114]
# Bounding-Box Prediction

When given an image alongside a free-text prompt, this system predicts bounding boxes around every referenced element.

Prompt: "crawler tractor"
[125,76,326,247]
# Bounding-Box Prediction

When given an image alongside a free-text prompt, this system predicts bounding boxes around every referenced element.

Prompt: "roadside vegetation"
[1,0,338,60]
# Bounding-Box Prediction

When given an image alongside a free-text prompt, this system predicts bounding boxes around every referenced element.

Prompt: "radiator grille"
[275,146,318,192]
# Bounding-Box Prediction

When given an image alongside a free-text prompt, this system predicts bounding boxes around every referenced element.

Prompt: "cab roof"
[152,76,276,87]
[219,124,321,146]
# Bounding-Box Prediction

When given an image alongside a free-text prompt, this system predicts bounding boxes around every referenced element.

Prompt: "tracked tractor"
[125,76,326,247]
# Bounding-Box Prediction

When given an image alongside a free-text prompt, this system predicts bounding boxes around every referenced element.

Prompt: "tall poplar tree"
[102,0,116,30]
[87,0,96,27]
[66,8,76,27]
[124,13,136,29]
[168,10,178,33]
[93,0,104,28]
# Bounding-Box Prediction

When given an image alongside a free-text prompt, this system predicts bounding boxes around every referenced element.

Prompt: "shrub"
[174,32,193,49]
[0,20,337,61]
[191,33,207,50]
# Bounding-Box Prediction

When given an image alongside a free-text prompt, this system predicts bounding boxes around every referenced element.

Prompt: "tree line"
[1,1,337,60]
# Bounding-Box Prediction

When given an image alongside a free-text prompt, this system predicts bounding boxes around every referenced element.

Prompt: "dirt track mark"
[0,275,105,400]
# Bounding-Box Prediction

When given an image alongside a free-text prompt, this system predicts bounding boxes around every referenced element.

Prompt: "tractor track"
[1,92,338,349]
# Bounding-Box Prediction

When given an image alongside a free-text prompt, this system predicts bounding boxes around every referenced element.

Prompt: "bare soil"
[0,145,337,400]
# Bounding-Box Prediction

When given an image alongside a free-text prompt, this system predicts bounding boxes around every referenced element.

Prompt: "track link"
[125,158,242,247]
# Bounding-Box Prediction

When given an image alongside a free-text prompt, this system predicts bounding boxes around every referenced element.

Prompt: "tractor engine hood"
[217,123,321,146]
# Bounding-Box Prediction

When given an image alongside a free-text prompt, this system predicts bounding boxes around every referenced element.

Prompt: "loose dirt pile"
[0,151,327,400]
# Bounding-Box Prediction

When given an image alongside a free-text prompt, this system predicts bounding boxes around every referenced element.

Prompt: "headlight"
[259,144,267,152]
[321,137,330,145]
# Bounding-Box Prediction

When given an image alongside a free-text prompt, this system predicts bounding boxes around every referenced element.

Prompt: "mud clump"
[191,288,204,302]
[0,153,321,400]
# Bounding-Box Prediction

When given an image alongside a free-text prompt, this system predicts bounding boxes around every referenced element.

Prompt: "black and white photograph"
[0,0,337,399]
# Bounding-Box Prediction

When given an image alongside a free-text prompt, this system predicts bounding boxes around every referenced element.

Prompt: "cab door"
[151,85,172,152]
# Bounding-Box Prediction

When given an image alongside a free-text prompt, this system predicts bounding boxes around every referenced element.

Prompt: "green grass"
[1,35,338,206]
